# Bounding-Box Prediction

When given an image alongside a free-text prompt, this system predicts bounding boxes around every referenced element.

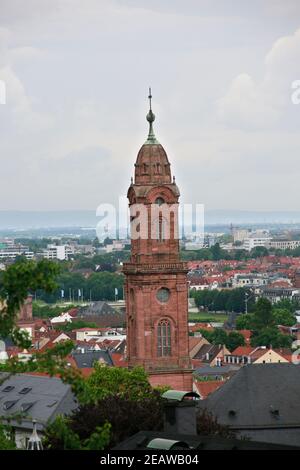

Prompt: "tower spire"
[148,86,152,111]
[145,87,159,144]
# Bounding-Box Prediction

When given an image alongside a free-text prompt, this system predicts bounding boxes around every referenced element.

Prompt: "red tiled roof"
[189,336,204,350]
[237,330,252,344]
[79,368,94,377]
[111,353,128,367]
[194,380,226,399]
[68,308,79,317]
[231,346,253,356]
[74,327,100,332]
[189,323,214,333]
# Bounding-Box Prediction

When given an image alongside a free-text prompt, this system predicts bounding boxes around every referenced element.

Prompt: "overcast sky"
[0,0,300,212]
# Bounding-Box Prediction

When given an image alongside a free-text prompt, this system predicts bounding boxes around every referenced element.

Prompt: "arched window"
[157,319,171,357]
[152,215,168,241]
[155,197,164,206]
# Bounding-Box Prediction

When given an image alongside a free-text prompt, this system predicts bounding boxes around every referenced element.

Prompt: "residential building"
[104,240,126,253]
[71,350,114,369]
[233,229,251,243]
[193,380,226,399]
[192,344,230,368]
[258,286,300,304]
[268,239,300,250]
[0,373,77,449]
[0,245,34,260]
[184,241,205,250]
[197,364,300,446]
[42,244,75,261]
[188,336,209,360]
[243,237,272,251]
[78,301,124,327]
[73,244,96,255]
[193,365,240,381]
[50,311,74,324]
[74,327,125,342]
[232,273,269,288]
[224,346,290,365]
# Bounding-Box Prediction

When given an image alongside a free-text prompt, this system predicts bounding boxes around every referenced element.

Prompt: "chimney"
[162,390,200,436]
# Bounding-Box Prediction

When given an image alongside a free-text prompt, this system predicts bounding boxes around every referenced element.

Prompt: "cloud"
[0,1,300,211]
[217,28,300,129]
[0,65,53,131]
[217,73,279,129]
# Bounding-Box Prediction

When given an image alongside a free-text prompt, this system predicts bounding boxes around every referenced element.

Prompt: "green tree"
[273,308,295,327]
[54,320,98,332]
[250,327,292,348]
[210,329,228,345]
[43,415,81,450]
[86,272,124,301]
[0,422,16,450]
[210,243,223,261]
[252,298,274,329]
[43,367,165,450]
[214,290,229,311]
[44,393,163,450]
[197,409,235,439]
[226,331,245,352]
[275,299,300,313]
[226,288,248,313]
[250,246,269,258]
[0,258,60,347]
[92,237,100,248]
[83,364,153,403]
[199,329,245,352]
[43,415,110,450]
[235,313,254,330]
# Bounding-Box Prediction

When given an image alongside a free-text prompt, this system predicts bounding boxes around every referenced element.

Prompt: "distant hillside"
[1,210,300,231]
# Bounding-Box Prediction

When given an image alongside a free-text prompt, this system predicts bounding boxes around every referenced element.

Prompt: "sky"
[0,0,300,212]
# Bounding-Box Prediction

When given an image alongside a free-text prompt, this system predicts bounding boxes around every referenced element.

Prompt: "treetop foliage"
[0,258,60,347]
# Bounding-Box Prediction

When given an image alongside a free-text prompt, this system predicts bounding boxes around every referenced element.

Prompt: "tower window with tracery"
[157,319,171,356]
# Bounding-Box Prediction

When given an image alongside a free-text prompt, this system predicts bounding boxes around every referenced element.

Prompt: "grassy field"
[188,312,229,323]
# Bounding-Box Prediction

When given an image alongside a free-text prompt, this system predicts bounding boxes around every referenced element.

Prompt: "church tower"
[123,90,192,390]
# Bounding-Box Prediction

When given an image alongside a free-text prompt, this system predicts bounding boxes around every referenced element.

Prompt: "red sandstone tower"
[123,90,192,390]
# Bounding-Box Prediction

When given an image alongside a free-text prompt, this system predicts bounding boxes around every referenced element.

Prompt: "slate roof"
[194,365,240,377]
[194,344,224,362]
[197,363,300,428]
[79,301,115,316]
[113,430,299,450]
[0,373,77,431]
[72,350,113,368]
[78,301,124,327]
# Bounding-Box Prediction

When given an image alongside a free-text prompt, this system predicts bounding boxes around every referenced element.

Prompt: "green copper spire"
[145,87,159,144]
